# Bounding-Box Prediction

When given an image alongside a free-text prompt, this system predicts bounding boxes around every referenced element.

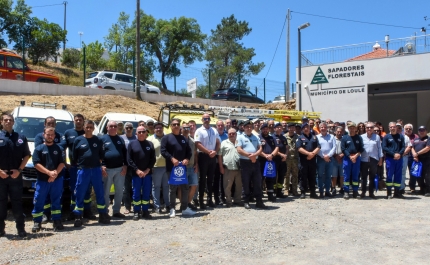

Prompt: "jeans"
[316,156,333,193]
[0,175,25,231]
[400,156,409,190]
[152,167,170,209]
[103,167,125,214]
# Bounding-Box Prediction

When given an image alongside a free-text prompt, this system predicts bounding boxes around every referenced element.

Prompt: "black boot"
[74,215,83,227]
[276,188,286,199]
[32,222,42,233]
[199,198,206,209]
[353,191,359,199]
[386,189,392,199]
[53,220,64,231]
[83,209,97,220]
[268,192,276,203]
[393,189,405,199]
[66,211,75,221]
[98,213,111,224]
[310,192,319,199]
[255,199,267,209]
[300,192,306,199]
[141,210,152,219]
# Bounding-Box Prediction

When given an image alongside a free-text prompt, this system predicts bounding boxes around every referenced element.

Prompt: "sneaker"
[343,193,349,200]
[359,193,365,199]
[182,207,196,216]
[233,201,244,207]
[113,212,126,218]
[310,193,319,199]
[41,214,49,224]
[425,193,430,197]
[169,209,176,218]
[17,229,27,237]
[154,208,162,214]
[187,203,197,211]
[74,217,83,227]
[133,213,140,221]
[225,203,232,208]
[300,193,306,199]
[53,220,64,231]
[325,192,332,197]
[255,202,267,209]
[32,222,42,233]
[244,203,251,209]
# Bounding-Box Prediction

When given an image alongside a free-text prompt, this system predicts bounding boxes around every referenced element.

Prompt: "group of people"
[1,112,429,237]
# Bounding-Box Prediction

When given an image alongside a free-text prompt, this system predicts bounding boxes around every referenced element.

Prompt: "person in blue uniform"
[127,126,156,220]
[259,123,279,202]
[0,114,31,237]
[34,116,63,224]
[296,123,320,199]
[60,114,95,221]
[236,120,266,209]
[72,120,110,227]
[31,127,65,232]
[341,122,364,199]
[273,123,288,199]
[382,122,405,199]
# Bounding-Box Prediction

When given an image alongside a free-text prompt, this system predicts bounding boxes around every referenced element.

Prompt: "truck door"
[0,54,7,79]
[5,56,25,81]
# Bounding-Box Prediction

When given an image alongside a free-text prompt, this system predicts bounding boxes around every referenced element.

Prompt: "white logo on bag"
[174,166,185,177]
[267,162,273,171]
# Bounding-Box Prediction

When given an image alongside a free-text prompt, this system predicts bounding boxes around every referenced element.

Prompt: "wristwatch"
[18,168,23,173]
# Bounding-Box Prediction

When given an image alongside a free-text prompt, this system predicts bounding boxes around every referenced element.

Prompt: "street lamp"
[78,32,83,48]
[298,22,310,111]
[385,35,390,57]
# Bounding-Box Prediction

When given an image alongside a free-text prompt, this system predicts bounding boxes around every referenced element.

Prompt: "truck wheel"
[104,86,115,90]
[37,78,55,83]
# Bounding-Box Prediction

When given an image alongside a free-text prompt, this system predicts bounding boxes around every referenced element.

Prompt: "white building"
[297,35,430,130]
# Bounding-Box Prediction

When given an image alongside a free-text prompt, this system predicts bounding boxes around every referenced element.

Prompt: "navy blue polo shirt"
[32,144,64,181]
[34,131,63,148]
[260,133,280,156]
[273,133,288,161]
[382,133,405,158]
[100,134,127,168]
[296,133,321,159]
[412,136,430,159]
[72,135,104,168]
[0,130,31,171]
[60,129,85,165]
[341,134,365,157]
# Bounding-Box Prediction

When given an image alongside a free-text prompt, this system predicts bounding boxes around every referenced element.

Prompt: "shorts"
[332,160,344,178]
[187,166,198,186]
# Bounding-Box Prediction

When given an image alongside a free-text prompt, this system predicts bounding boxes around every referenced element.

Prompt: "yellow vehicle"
[264,110,321,123]
[158,104,218,133]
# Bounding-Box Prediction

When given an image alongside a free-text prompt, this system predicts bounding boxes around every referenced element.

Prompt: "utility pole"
[286,9,290,102]
[135,0,142,100]
[63,1,67,51]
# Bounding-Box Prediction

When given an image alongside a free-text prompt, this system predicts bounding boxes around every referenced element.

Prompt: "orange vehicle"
[0,48,60,84]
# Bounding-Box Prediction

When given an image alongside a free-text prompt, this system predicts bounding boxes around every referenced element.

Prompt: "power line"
[291,11,419,30]
[31,3,63,8]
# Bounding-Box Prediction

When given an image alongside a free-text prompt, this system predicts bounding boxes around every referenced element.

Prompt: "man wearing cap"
[296,123,320,199]
[259,123,279,202]
[195,113,220,208]
[284,123,299,196]
[316,122,336,198]
[339,122,348,136]
[236,120,265,209]
[147,122,170,214]
[382,122,405,199]
[237,120,245,136]
[411,126,430,196]
[273,123,288,198]
[341,122,364,199]
[146,121,155,136]
[397,123,411,194]
[231,119,238,131]
[120,122,136,214]
[295,123,302,135]
[117,121,124,135]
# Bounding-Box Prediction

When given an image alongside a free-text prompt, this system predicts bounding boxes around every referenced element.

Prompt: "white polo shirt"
[195,126,219,151]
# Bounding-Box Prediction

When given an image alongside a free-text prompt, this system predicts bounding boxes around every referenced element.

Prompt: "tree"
[204,15,265,91]
[61,48,81,68]
[12,17,66,64]
[82,41,106,70]
[139,13,206,91]
[104,12,155,82]
[0,0,32,47]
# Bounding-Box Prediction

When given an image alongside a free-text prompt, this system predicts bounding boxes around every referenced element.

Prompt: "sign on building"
[311,67,329,84]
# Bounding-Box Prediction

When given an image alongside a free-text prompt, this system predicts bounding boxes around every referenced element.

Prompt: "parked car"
[11,102,74,198]
[211,88,265,104]
[0,48,60,83]
[85,70,161,94]
[97,112,156,135]
[272,95,286,103]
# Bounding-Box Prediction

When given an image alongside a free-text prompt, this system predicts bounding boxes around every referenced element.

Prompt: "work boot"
[359,193,365,199]
[343,192,349,200]
[353,191,359,199]
[66,211,75,221]
[74,216,83,227]
[386,189,392,199]
[98,213,111,224]
[53,220,64,231]
[369,193,376,199]
[199,198,206,209]
[133,212,140,221]
[244,203,251,210]
[310,193,319,199]
[83,209,97,220]
[207,200,215,208]
[17,229,27,237]
[276,188,286,199]
[41,214,49,224]
[32,222,42,233]
[393,190,405,199]
[325,192,332,197]
[268,192,276,203]
[339,188,345,195]
[255,201,267,209]
[319,192,324,198]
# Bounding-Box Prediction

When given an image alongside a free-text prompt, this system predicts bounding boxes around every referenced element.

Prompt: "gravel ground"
[1,191,429,264]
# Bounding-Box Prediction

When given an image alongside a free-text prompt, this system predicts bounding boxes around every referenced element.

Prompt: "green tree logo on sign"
[311,67,329,84]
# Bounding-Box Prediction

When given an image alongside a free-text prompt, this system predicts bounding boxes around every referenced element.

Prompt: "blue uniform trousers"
[73,167,106,216]
[43,168,66,216]
[385,157,402,190]
[69,166,92,211]
[32,177,63,222]
[132,175,152,213]
[343,156,361,192]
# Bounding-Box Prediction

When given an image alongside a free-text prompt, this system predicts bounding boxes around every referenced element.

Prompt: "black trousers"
[360,158,378,194]
[122,166,133,210]
[299,157,317,194]
[240,159,262,203]
[0,175,25,231]
[259,158,277,193]
[276,159,287,189]
[198,153,216,201]
[213,160,225,202]
[417,158,430,193]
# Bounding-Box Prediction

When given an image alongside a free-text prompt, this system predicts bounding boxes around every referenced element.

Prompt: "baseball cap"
[301,123,309,129]
[242,120,253,127]
[231,119,238,124]
[287,122,295,127]
[153,122,163,127]
[347,122,357,127]
[418,126,427,131]
[302,116,308,120]
[147,121,154,125]
[274,122,282,127]
[124,122,133,128]
[396,123,402,127]
[260,123,268,130]
[295,123,301,128]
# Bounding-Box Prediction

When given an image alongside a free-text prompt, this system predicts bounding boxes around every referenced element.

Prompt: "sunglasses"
[183,127,190,130]
[137,131,147,134]
[418,129,426,132]
[203,118,211,121]
[2,119,13,122]
[374,130,380,132]
[147,123,154,126]
[171,123,180,127]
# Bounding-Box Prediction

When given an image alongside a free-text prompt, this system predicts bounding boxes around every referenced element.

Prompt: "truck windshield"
[13,117,74,141]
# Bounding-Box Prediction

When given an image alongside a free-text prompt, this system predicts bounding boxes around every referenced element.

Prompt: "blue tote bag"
[374,174,379,192]
[410,161,422,178]
[169,163,188,185]
[263,161,277,178]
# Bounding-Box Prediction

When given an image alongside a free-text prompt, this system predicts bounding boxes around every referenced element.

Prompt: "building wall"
[298,52,430,122]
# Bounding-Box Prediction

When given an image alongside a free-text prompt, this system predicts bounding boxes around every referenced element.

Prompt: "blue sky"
[23,0,429,99]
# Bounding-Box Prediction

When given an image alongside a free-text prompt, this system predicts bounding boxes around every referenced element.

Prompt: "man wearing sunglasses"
[195,114,220,209]
[100,121,127,218]
[120,122,136,214]
[127,126,156,220]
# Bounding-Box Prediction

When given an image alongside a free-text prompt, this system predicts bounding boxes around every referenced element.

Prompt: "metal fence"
[162,64,288,103]
[301,34,430,66]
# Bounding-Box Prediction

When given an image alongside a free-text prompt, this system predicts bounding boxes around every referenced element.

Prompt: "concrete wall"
[0,79,258,107]
[297,52,430,122]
